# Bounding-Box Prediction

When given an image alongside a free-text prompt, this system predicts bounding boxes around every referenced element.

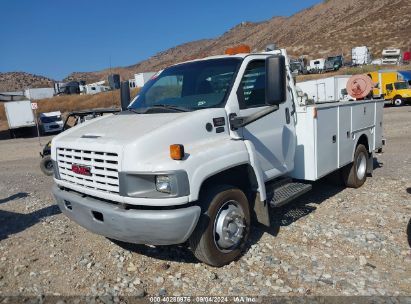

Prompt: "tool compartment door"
[351,102,375,150]
[316,107,338,178]
[338,105,353,166]
[373,101,384,150]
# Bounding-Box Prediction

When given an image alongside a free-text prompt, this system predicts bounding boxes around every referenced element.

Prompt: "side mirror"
[266,55,287,105]
[120,81,130,111]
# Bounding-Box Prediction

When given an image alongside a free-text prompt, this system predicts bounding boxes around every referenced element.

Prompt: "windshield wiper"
[148,104,191,112]
[127,108,144,114]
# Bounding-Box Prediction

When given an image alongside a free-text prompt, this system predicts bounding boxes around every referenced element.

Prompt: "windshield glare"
[129,58,242,111]
[395,82,409,90]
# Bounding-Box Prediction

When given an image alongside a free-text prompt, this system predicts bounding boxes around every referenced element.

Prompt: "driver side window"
[239,60,266,109]
[386,83,393,91]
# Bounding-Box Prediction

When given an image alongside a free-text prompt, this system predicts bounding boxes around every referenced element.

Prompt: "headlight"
[155,175,172,194]
[119,171,189,198]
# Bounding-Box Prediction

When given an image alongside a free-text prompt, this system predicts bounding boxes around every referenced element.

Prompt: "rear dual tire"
[341,144,368,188]
[189,185,250,267]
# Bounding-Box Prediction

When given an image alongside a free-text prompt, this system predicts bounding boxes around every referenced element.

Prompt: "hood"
[54,112,189,145]
[396,89,411,96]
[53,108,229,149]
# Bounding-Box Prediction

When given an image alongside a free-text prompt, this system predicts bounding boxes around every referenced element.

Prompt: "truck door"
[237,59,296,180]
[316,82,326,102]
[385,83,394,100]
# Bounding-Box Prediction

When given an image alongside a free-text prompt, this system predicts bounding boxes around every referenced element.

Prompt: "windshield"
[394,82,409,90]
[128,58,242,112]
[327,56,342,63]
[40,115,62,123]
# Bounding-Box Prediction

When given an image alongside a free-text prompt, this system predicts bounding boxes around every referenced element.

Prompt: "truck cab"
[384,81,411,106]
[51,47,384,266]
[325,55,343,71]
[368,71,411,106]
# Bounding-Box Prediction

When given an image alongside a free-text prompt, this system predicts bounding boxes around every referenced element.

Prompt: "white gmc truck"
[51,47,384,266]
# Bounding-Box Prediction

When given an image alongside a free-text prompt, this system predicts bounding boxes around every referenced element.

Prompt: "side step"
[267,180,312,208]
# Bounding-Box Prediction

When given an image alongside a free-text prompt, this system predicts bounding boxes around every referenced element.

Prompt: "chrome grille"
[57,148,119,194]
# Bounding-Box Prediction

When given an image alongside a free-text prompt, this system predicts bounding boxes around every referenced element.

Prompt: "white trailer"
[134,72,156,87]
[51,47,384,267]
[4,100,36,129]
[4,100,36,137]
[297,75,353,103]
[352,46,372,65]
[25,88,55,100]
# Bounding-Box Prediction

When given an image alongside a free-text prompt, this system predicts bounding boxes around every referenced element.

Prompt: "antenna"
[109,55,115,106]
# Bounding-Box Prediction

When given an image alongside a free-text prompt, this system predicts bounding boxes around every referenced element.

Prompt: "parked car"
[39,111,64,134]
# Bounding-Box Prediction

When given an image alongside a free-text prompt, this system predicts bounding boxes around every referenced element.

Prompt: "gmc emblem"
[71,164,91,176]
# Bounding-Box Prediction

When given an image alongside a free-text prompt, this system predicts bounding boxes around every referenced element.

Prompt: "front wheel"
[393,97,404,107]
[341,144,368,188]
[40,155,54,176]
[189,185,250,267]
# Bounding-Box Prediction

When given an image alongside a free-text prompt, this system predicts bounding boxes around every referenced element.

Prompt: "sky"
[0,0,319,80]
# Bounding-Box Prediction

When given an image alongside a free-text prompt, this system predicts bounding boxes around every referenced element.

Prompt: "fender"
[188,139,250,202]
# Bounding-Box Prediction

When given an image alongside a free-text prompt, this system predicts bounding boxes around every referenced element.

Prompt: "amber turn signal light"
[225,44,251,55]
[170,144,185,160]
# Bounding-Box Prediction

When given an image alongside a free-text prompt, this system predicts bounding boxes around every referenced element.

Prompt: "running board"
[267,180,312,208]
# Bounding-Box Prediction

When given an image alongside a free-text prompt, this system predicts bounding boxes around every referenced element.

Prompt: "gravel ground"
[0,106,410,298]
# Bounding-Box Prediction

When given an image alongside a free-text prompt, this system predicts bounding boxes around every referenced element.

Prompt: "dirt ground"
[0,106,410,299]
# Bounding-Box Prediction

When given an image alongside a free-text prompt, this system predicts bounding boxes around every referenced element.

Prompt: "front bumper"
[52,185,201,245]
[43,126,63,133]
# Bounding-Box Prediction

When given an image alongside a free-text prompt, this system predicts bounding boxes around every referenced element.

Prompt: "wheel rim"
[45,160,53,170]
[356,152,367,180]
[213,200,246,252]
[394,99,402,106]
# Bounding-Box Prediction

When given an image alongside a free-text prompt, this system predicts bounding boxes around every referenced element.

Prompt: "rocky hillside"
[0,72,55,92]
[3,0,410,89]
[64,0,411,84]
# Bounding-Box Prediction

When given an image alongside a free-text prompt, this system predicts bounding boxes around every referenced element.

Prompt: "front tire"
[393,97,404,107]
[189,185,250,267]
[341,144,368,188]
[40,155,54,176]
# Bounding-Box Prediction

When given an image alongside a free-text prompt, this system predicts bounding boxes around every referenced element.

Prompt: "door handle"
[285,108,290,124]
